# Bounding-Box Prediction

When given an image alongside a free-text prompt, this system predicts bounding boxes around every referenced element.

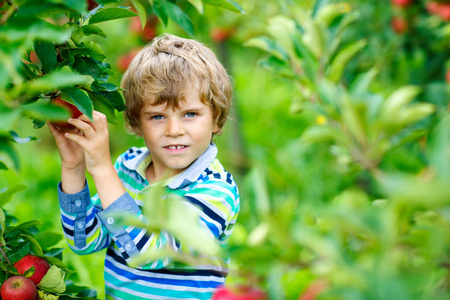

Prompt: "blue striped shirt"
[58,144,240,299]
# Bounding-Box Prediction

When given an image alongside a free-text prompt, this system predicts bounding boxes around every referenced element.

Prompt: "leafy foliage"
[0,207,98,299]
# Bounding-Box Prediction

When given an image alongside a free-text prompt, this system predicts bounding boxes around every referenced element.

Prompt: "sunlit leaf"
[203,0,244,13]
[88,8,137,24]
[37,265,66,293]
[131,0,147,29]
[61,87,93,120]
[159,1,194,36]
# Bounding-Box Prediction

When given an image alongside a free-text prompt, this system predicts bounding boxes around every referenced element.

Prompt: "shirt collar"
[122,143,218,189]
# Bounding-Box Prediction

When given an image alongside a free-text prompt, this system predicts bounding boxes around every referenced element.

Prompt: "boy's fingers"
[64,131,85,146]
[68,117,94,134]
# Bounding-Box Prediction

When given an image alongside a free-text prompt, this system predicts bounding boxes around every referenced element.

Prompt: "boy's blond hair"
[121,34,232,136]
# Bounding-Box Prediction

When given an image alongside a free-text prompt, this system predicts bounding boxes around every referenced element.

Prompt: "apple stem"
[0,242,12,265]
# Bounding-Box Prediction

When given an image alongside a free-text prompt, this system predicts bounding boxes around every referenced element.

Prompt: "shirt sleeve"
[58,181,112,254]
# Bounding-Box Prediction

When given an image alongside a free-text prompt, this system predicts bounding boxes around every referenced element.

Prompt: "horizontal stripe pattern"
[59,146,239,299]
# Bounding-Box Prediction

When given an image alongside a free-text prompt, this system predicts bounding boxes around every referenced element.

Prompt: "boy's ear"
[212,123,220,134]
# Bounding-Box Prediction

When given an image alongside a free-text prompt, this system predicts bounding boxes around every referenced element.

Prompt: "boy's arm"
[48,121,86,194]
[58,182,112,254]
[63,111,126,208]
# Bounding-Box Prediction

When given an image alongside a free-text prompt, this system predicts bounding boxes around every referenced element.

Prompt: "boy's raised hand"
[62,111,112,177]
[48,120,85,172]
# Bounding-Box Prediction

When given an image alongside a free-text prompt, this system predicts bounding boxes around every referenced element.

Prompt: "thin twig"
[0,242,12,265]
[0,0,19,25]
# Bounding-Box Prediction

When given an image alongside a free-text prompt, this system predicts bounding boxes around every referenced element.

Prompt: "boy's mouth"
[164,145,188,150]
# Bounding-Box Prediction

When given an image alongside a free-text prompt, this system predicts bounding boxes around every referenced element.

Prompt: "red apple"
[391,16,408,34]
[212,285,267,300]
[210,27,235,43]
[391,0,412,7]
[446,70,450,83]
[0,276,37,300]
[439,4,450,21]
[50,97,83,130]
[87,0,98,11]
[117,48,141,73]
[129,16,158,42]
[14,255,50,285]
[426,1,440,14]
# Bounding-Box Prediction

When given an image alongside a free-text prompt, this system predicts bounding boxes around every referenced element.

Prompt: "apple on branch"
[391,16,408,34]
[391,0,412,8]
[50,96,83,130]
[13,255,51,285]
[0,276,37,300]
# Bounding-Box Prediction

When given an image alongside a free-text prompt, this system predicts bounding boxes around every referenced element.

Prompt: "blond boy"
[49,34,239,300]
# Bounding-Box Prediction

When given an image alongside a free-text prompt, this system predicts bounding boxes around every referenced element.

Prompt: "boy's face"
[139,89,219,181]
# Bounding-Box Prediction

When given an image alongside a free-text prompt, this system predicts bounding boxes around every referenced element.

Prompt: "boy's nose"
[165,118,185,137]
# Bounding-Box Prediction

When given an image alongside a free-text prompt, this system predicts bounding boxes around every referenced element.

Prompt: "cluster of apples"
[390,0,413,34]
[0,255,51,300]
[391,0,450,34]
[426,1,450,21]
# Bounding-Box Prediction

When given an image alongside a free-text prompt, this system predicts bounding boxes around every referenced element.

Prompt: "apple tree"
[220,0,450,299]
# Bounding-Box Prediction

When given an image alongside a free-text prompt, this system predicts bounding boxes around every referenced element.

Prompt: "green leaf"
[62,0,87,12]
[244,36,289,61]
[68,23,84,45]
[3,17,71,44]
[35,232,64,249]
[350,67,379,96]
[0,208,5,236]
[0,142,20,172]
[203,0,244,13]
[166,196,221,257]
[0,107,20,132]
[82,25,107,38]
[0,185,26,207]
[8,131,38,144]
[428,116,450,179]
[7,241,31,263]
[34,40,57,74]
[73,57,102,78]
[21,102,70,122]
[382,86,421,114]
[88,8,138,24]
[20,234,43,256]
[0,162,7,170]
[23,266,36,278]
[15,67,92,98]
[327,39,367,82]
[301,125,337,144]
[37,265,66,293]
[187,0,203,13]
[37,290,60,300]
[83,41,106,61]
[89,92,118,124]
[5,220,42,234]
[159,1,194,36]
[100,90,125,112]
[153,4,168,26]
[61,88,93,120]
[131,0,147,29]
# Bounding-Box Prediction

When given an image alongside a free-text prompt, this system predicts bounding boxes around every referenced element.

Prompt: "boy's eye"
[151,115,164,120]
[185,112,196,118]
